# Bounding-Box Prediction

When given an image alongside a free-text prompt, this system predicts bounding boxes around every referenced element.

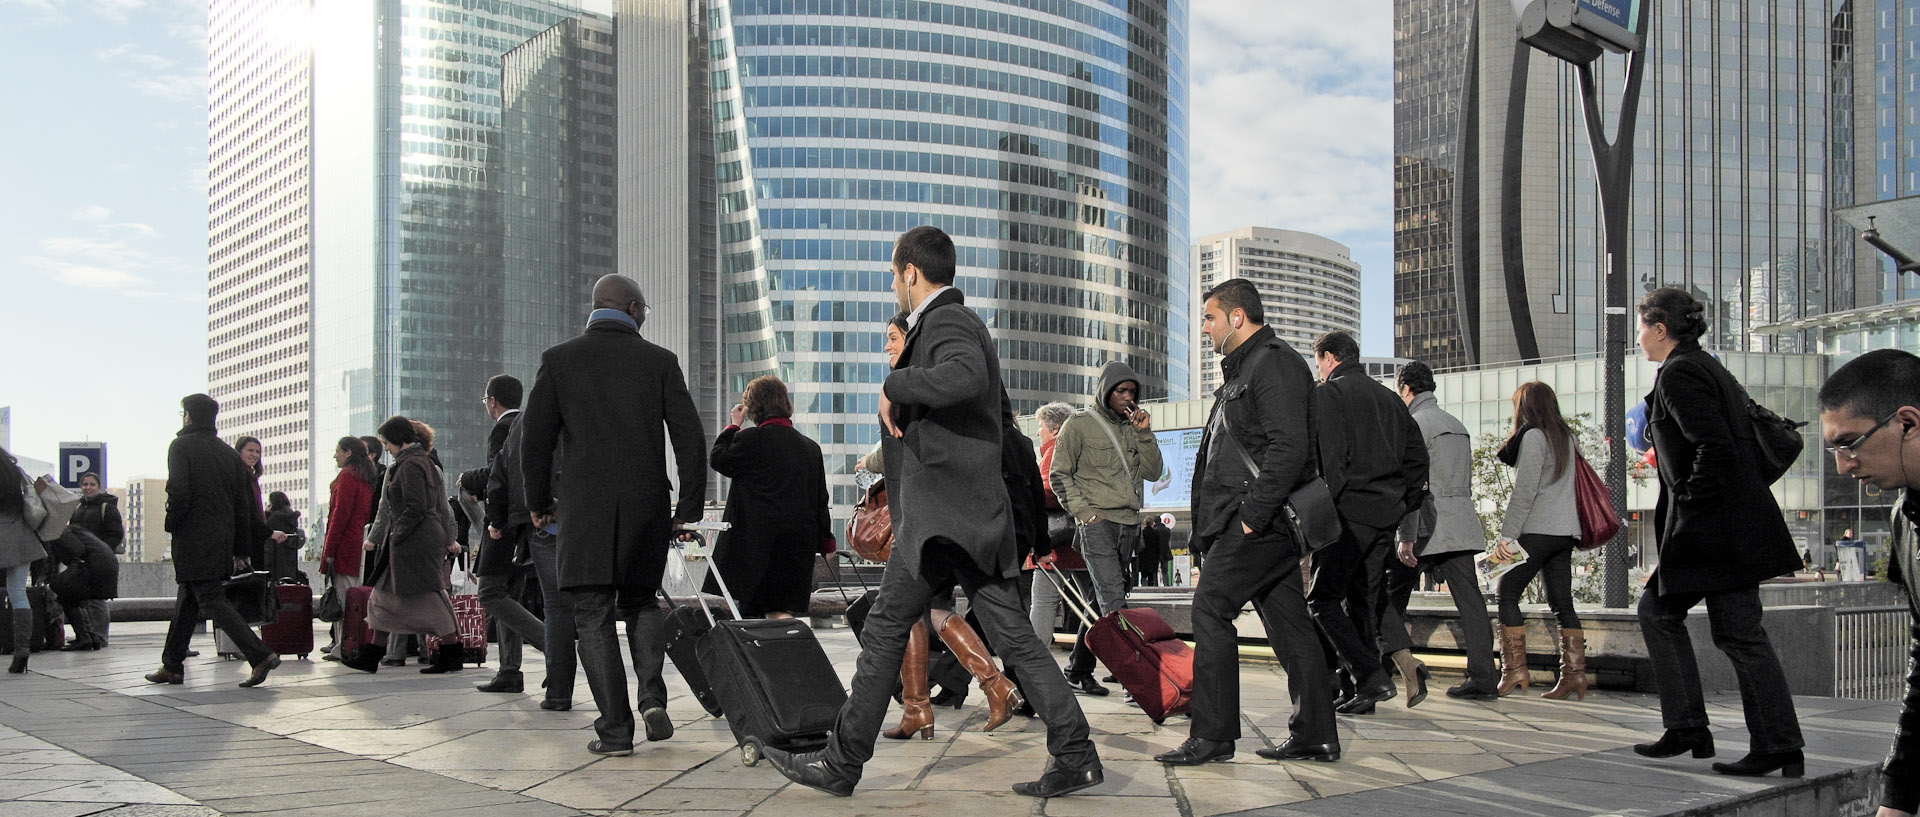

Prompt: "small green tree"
[1471,413,1641,605]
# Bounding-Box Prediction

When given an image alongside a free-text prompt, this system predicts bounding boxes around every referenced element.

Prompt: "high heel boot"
[419,641,464,674]
[938,615,1023,732]
[8,609,30,673]
[883,620,935,740]
[1540,628,1587,701]
[1497,625,1529,696]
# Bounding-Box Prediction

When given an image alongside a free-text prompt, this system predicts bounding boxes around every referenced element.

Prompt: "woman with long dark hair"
[0,448,46,673]
[321,437,376,660]
[233,435,283,570]
[1631,287,1805,777]
[1491,382,1584,700]
[345,416,463,674]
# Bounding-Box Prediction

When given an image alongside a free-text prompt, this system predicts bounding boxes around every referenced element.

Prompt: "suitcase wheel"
[298,654,308,661]
[740,742,760,767]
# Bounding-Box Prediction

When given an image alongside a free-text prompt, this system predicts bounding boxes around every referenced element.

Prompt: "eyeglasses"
[1825,410,1900,461]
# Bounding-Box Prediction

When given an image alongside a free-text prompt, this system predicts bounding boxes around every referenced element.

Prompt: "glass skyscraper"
[629,0,1191,508]
[1393,1,1844,365]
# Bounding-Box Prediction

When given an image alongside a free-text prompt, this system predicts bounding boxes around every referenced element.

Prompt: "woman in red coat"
[321,436,376,661]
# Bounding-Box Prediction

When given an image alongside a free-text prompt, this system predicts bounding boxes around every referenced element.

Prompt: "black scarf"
[1497,424,1536,468]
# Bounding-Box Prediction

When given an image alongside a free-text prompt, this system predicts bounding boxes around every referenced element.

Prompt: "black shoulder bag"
[1213,401,1341,553]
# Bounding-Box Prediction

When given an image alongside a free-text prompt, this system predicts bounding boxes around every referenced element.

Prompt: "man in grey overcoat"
[1377,361,1499,702]
[761,226,1103,799]
[519,275,707,757]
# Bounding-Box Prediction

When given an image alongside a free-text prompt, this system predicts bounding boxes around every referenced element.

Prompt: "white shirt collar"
[905,285,953,330]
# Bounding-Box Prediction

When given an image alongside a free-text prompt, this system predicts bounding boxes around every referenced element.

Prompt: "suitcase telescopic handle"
[817,553,859,605]
[1037,563,1099,629]
[671,525,742,622]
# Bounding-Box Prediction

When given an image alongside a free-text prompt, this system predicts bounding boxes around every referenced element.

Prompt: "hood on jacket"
[1094,360,1143,422]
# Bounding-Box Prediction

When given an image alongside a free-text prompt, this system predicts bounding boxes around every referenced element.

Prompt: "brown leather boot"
[883,620,934,740]
[1497,625,1529,696]
[1540,628,1587,701]
[938,615,1024,732]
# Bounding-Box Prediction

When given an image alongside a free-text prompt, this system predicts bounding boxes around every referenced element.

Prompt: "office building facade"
[122,478,170,564]
[1191,227,1361,396]
[1393,0,1844,367]
[625,0,1192,507]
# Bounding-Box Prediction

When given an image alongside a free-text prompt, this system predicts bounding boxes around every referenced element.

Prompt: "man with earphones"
[1818,348,1920,817]
[1156,277,1339,765]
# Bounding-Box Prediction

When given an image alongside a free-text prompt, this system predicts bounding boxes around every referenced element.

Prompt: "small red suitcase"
[261,581,314,659]
[422,593,487,667]
[1041,564,1193,723]
[342,585,378,658]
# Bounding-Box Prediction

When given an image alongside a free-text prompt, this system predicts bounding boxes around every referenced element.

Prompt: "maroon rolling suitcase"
[341,585,378,658]
[1040,564,1193,723]
[261,580,314,659]
[422,593,487,667]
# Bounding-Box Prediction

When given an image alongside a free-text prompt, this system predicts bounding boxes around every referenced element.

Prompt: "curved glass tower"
[718,0,1191,507]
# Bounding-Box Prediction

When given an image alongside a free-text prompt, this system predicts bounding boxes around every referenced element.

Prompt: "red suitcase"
[1041,564,1193,723]
[261,581,314,659]
[342,585,378,658]
[422,593,487,667]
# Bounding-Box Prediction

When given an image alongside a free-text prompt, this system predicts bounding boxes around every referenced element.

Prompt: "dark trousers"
[1191,524,1336,744]
[825,537,1097,776]
[1496,534,1581,629]
[573,586,669,745]
[162,579,270,672]
[477,569,545,673]
[1379,548,1498,691]
[1308,520,1390,689]
[1638,579,1804,753]
[529,530,577,700]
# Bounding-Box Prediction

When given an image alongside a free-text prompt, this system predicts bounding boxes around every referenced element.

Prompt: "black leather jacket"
[1886,490,1920,814]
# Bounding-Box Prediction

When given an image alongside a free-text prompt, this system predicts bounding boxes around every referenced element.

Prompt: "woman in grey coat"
[1492,381,1585,701]
[0,449,48,673]
[351,416,463,674]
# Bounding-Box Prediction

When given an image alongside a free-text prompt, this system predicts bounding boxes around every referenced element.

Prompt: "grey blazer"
[1400,393,1483,556]
[1500,428,1580,540]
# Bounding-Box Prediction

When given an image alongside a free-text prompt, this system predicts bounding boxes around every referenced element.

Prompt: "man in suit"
[1817,349,1920,817]
[1306,331,1428,716]
[145,393,281,688]
[519,275,707,757]
[1156,277,1338,766]
[475,374,545,695]
[761,226,1102,798]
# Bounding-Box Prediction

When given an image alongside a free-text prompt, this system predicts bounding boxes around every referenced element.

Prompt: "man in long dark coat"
[520,275,707,757]
[760,226,1101,798]
[146,393,280,688]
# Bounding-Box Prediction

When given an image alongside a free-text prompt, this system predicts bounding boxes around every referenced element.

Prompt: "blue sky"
[0,0,1392,482]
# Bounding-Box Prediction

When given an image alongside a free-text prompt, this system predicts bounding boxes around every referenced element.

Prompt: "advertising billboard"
[1142,427,1202,511]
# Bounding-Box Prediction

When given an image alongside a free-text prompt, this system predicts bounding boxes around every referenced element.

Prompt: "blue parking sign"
[57,442,106,489]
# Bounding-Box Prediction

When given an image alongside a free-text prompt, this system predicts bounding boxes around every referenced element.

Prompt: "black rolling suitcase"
[687,528,846,766]
[658,533,732,718]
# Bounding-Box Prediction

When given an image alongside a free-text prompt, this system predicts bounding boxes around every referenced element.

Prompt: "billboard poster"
[1143,427,1203,510]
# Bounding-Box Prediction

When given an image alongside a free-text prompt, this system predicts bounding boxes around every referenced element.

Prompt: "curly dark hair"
[742,376,793,424]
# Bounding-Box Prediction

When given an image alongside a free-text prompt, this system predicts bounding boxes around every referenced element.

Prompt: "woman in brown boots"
[865,312,1025,740]
[1492,382,1587,701]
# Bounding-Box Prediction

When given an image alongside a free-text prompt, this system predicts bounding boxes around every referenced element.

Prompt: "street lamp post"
[1516,0,1651,608]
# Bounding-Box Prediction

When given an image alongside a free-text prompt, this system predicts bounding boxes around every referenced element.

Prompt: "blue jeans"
[5,564,26,610]
[529,530,577,701]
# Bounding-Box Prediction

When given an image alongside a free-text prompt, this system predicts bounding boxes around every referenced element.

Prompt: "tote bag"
[1572,454,1621,549]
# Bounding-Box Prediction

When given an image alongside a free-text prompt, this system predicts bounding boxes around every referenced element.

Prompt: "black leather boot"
[419,642,464,674]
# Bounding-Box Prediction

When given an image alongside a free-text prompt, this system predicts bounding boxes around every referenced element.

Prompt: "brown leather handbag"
[846,478,893,563]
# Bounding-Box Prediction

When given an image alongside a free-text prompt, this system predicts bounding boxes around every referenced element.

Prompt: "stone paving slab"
[0,621,1900,817]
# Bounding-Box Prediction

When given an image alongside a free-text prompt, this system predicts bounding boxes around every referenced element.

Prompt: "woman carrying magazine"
[1492,382,1584,700]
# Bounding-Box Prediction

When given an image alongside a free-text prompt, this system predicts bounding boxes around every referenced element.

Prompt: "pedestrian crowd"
[3,226,1915,813]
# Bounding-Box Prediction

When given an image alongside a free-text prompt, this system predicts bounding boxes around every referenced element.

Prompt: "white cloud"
[1187,0,1393,242]
[130,73,205,103]
[70,205,112,222]
[45,262,150,290]
[96,44,174,71]
[23,223,181,296]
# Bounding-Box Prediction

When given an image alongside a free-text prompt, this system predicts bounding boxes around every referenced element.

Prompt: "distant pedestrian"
[69,472,125,554]
[1492,381,1584,700]
[352,415,465,675]
[1028,401,1100,695]
[1631,287,1804,777]
[520,273,708,757]
[473,373,546,696]
[0,448,47,673]
[1135,517,1169,588]
[490,403,575,711]
[706,376,830,619]
[49,526,117,652]
[264,491,303,583]
[321,436,376,661]
[1816,349,1920,815]
[233,436,286,571]
[145,394,281,688]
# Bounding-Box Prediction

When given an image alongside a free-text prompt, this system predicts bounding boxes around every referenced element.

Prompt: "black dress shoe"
[475,672,524,693]
[1154,737,1234,765]
[1711,749,1803,777]
[1336,682,1395,715]
[540,699,572,711]
[1064,672,1110,696]
[1633,727,1715,759]
[587,740,632,757]
[642,707,674,742]
[1444,682,1499,701]
[760,744,856,797]
[1255,736,1341,762]
[1011,762,1104,797]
